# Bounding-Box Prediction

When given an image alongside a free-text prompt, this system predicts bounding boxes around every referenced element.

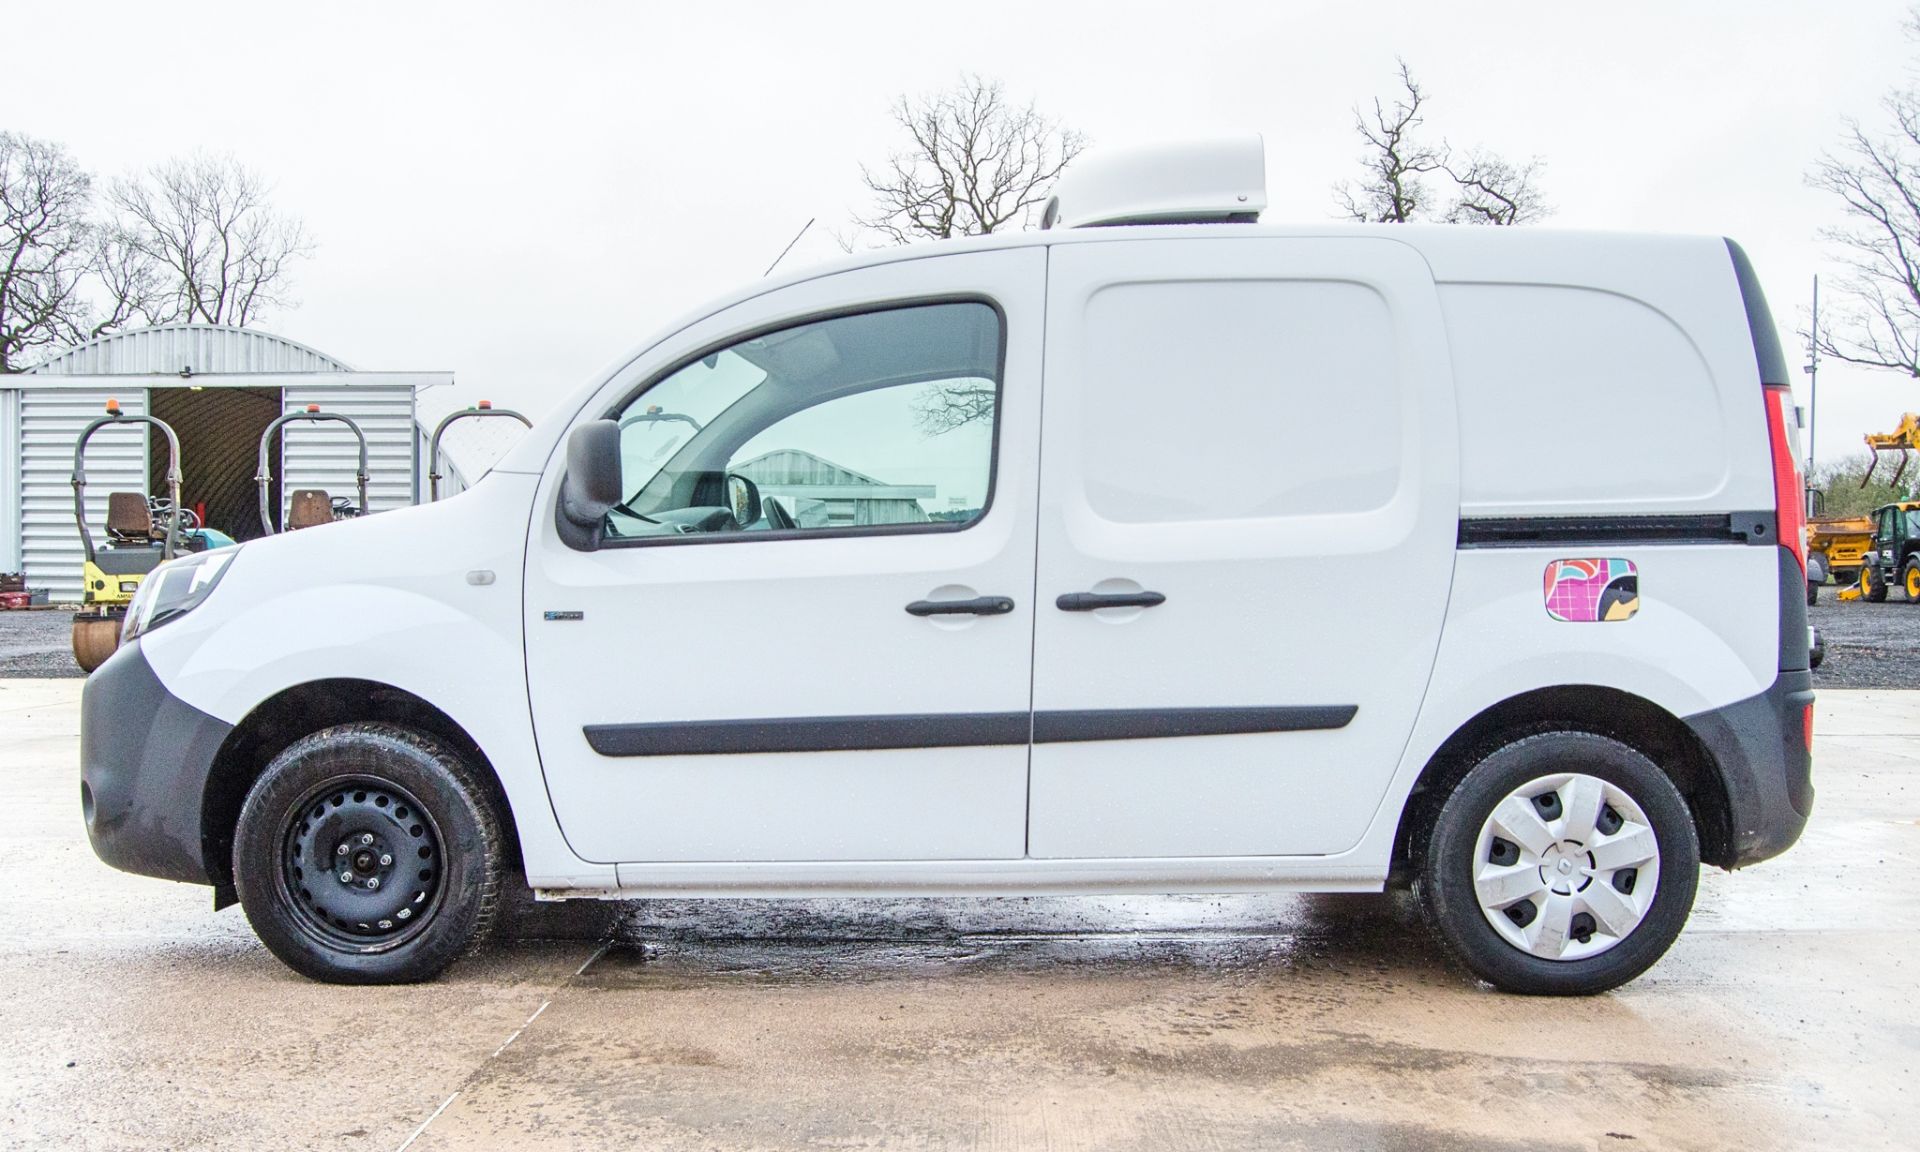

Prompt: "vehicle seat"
[106,492,154,545]
[287,489,334,530]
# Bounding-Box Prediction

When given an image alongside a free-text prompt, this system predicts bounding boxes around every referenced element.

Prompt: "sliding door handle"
[1056,590,1166,612]
[906,595,1016,617]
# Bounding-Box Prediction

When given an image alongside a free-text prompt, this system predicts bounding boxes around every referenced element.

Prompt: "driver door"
[522,249,1045,866]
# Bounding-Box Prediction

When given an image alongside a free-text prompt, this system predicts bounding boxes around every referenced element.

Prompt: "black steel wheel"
[278,778,445,950]
[234,723,504,984]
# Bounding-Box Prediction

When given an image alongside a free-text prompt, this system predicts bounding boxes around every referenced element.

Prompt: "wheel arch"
[1388,685,1736,884]
[200,679,522,899]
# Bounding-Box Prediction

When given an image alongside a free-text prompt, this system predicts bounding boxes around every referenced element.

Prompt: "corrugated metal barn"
[732,448,936,527]
[2,324,454,600]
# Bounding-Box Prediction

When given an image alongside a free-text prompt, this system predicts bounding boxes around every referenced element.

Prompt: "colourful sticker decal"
[1544,558,1639,622]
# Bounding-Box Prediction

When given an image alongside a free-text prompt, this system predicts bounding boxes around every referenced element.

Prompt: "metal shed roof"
[27,323,353,376]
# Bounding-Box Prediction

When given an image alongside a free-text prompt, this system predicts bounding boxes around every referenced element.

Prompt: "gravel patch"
[1810,595,1920,689]
[0,609,83,678]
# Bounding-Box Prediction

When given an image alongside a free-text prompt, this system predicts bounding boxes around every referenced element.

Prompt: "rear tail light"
[1802,701,1815,752]
[1765,384,1806,576]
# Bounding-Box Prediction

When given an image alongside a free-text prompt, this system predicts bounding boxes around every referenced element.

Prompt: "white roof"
[28,323,353,375]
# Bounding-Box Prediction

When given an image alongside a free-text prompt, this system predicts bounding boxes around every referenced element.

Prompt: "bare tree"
[851,75,1086,246]
[1809,94,1920,375]
[1335,61,1446,224]
[911,381,997,436]
[87,221,166,335]
[108,153,310,327]
[1443,150,1550,226]
[0,132,94,372]
[1335,61,1550,227]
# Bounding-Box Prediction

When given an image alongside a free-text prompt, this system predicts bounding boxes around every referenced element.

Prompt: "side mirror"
[726,473,762,529]
[557,419,622,550]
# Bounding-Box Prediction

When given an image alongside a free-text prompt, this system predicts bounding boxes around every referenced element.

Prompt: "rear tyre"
[1416,731,1698,995]
[233,723,504,984]
[1904,559,1920,603]
[1807,582,1819,607]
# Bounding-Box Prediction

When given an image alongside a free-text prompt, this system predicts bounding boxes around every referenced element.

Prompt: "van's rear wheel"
[233,723,504,984]
[1416,731,1698,995]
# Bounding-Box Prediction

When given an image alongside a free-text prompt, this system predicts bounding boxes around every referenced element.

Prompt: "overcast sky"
[10,0,1916,467]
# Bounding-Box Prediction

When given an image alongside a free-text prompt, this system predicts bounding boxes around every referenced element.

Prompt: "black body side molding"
[584,706,1358,757]
[1031,705,1355,743]
[585,713,1031,757]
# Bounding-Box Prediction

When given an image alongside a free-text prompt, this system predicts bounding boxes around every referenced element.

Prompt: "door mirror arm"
[557,420,623,551]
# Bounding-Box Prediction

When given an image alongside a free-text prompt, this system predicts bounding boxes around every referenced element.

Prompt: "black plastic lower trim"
[1775,544,1810,672]
[1683,668,1814,867]
[81,639,234,886]
[585,705,1358,757]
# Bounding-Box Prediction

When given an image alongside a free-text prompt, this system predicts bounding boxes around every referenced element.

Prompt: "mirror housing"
[557,419,622,550]
[725,473,762,529]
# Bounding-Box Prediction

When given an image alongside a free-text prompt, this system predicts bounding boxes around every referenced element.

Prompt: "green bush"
[1809,454,1920,520]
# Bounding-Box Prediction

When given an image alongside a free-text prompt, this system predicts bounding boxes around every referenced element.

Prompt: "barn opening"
[148,386,283,543]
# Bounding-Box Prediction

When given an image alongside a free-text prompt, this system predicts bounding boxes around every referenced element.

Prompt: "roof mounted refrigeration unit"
[1040,135,1267,230]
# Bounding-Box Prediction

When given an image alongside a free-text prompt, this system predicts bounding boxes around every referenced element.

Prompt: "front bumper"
[1684,669,1815,867]
[80,638,233,887]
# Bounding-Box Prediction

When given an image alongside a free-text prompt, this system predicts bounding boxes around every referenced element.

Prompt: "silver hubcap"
[1472,772,1661,961]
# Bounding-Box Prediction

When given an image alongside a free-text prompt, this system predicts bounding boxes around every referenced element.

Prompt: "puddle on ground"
[580,892,1459,989]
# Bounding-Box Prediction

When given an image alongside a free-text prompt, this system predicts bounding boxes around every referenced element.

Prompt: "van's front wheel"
[1416,731,1698,995]
[233,723,504,984]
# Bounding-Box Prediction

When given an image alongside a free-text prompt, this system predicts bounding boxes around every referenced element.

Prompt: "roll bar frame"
[426,404,532,501]
[255,409,370,534]
[71,408,183,565]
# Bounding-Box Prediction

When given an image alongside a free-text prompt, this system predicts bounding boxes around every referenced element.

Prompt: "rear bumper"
[80,639,232,887]
[1684,669,1815,868]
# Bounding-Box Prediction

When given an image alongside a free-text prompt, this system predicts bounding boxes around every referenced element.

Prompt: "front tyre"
[1866,564,1889,602]
[234,723,504,984]
[1417,731,1698,995]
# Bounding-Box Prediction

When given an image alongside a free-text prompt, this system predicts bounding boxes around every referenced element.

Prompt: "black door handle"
[906,596,1016,617]
[1056,590,1167,612]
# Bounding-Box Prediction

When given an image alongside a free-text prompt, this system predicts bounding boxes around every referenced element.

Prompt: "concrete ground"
[2,680,1915,1152]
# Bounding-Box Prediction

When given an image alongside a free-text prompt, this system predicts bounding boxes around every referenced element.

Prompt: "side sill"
[597,857,1387,899]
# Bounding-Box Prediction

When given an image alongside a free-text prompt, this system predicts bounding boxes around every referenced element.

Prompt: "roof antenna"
[763,218,814,277]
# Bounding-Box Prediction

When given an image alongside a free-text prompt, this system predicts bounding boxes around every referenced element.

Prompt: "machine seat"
[105,493,155,544]
[287,489,334,530]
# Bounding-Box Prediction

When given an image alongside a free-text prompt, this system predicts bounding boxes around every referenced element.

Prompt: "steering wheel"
[765,496,797,531]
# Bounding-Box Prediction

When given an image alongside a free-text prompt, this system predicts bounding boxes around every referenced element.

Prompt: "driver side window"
[605,302,1002,542]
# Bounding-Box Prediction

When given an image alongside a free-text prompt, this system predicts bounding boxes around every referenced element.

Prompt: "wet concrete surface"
[2,678,1916,1150]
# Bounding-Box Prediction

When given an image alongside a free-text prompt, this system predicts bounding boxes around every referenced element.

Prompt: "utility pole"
[1805,274,1820,480]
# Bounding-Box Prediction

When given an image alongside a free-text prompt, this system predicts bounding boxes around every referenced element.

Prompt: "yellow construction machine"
[1830,413,1920,602]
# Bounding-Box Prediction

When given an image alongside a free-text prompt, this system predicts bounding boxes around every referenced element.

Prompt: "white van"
[80,140,1812,994]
